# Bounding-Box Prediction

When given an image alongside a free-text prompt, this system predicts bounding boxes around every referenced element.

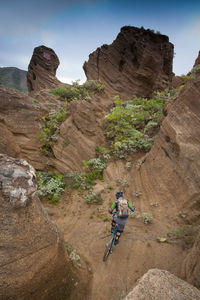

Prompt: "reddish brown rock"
[181,233,200,289]
[52,95,108,173]
[172,75,185,89]
[0,85,49,170]
[0,154,74,300]
[133,76,200,222]
[193,50,200,67]
[27,45,62,96]
[83,26,174,99]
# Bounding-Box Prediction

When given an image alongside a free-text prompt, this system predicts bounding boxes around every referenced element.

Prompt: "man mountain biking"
[109,190,135,245]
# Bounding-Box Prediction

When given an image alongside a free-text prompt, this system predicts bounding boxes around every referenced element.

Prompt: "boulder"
[0,154,74,300]
[83,26,174,99]
[181,232,200,289]
[125,269,200,300]
[27,45,62,96]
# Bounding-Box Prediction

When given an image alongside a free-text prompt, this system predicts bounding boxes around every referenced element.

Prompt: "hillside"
[0,67,27,93]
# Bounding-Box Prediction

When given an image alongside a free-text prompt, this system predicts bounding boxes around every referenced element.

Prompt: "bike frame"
[110,223,119,252]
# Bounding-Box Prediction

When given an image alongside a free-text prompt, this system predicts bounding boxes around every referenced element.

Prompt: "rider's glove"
[108,208,113,214]
[131,206,135,212]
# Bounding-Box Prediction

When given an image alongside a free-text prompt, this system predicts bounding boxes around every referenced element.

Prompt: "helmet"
[115,190,123,199]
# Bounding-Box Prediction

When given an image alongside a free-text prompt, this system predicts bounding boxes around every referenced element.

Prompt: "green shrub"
[104,95,168,158]
[167,224,199,247]
[65,172,96,190]
[191,64,200,75]
[63,139,70,147]
[49,80,104,102]
[36,171,65,203]
[84,191,103,205]
[39,104,67,156]
[142,212,153,224]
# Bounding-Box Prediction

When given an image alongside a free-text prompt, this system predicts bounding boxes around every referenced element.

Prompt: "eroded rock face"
[52,94,109,173]
[0,154,74,300]
[131,75,200,224]
[83,26,174,99]
[125,269,200,300]
[27,45,61,96]
[0,85,49,169]
[194,50,200,67]
[181,233,200,288]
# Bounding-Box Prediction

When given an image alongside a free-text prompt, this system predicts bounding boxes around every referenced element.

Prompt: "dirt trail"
[45,155,188,300]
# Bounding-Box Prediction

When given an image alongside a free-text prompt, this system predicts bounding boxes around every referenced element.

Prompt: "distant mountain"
[0,67,27,93]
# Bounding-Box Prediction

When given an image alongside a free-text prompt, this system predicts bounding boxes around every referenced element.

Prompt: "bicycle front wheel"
[103,238,113,262]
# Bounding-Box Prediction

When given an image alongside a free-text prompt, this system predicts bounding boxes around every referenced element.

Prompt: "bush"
[167,224,199,248]
[49,80,104,102]
[39,104,67,156]
[84,191,103,205]
[142,212,153,224]
[36,171,65,203]
[104,95,168,158]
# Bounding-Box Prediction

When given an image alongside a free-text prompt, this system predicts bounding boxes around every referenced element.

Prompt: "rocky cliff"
[0,85,48,169]
[194,50,200,67]
[0,154,75,300]
[27,45,62,97]
[83,26,174,99]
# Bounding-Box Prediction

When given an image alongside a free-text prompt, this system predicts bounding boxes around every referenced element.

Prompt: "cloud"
[0,0,103,36]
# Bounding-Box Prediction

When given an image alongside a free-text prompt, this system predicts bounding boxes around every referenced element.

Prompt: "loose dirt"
[44,155,188,300]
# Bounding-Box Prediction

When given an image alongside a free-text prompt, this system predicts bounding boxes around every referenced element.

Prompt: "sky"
[0,0,200,83]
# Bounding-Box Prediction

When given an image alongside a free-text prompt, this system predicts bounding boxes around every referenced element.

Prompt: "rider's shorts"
[117,223,125,232]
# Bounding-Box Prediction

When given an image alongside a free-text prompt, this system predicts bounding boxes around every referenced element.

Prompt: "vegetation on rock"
[104,92,171,158]
[39,80,104,156]
[167,224,200,248]
[36,171,66,203]
[49,80,104,102]
[39,104,68,156]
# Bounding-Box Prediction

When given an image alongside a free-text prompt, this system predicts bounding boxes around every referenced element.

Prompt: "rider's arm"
[109,202,117,214]
[128,201,135,212]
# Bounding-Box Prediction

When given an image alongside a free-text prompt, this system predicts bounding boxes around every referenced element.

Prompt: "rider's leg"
[116,232,121,240]
[115,225,124,245]
[111,220,116,233]
[114,232,120,245]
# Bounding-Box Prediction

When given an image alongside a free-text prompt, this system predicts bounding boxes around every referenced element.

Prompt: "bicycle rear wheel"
[103,238,113,262]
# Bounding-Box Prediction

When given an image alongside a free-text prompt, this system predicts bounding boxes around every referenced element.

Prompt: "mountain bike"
[103,221,119,262]
[103,209,134,262]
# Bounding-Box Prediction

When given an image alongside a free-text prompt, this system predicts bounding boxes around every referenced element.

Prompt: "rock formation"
[125,269,200,300]
[194,50,200,67]
[0,85,49,170]
[181,232,200,289]
[128,74,200,224]
[52,95,108,172]
[27,45,62,96]
[0,154,74,300]
[83,26,174,99]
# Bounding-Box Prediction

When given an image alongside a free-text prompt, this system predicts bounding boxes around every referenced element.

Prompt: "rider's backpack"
[117,198,129,218]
